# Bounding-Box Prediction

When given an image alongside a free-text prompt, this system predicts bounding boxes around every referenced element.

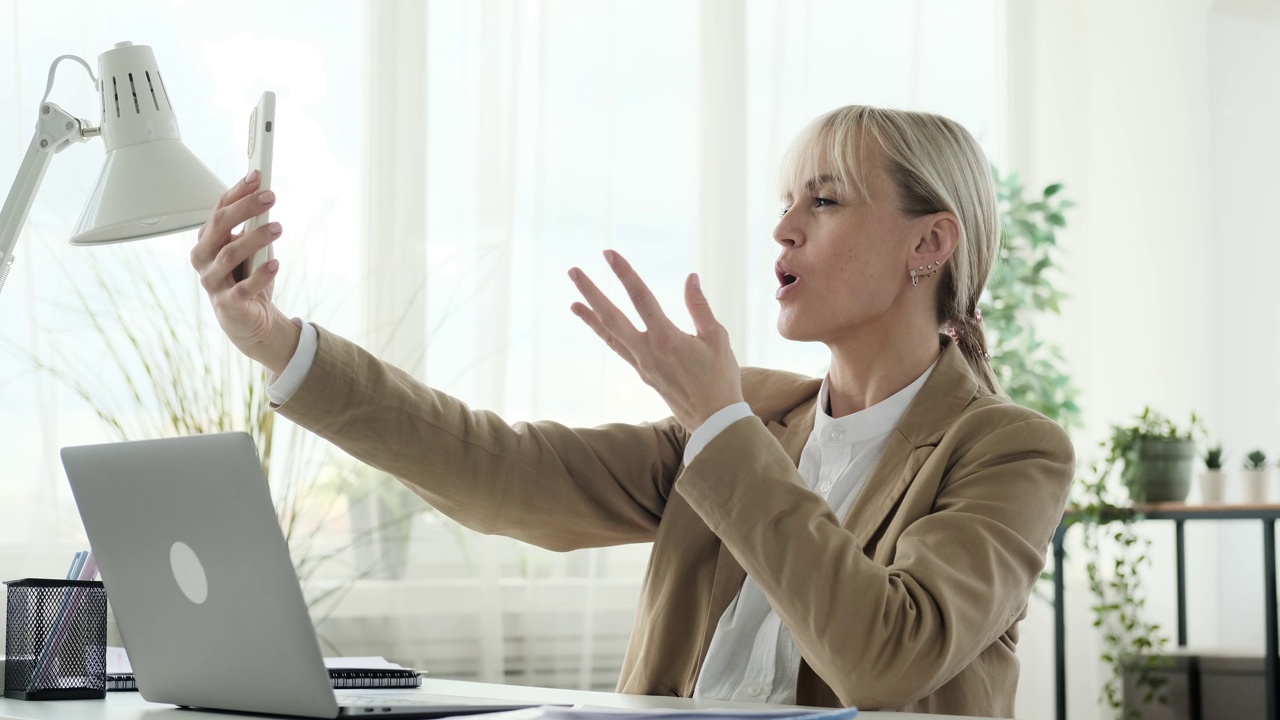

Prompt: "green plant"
[983,168,1081,432]
[1107,408,1201,501]
[1204,445,1224,470]
[6,249,430,629]
[1245,450,1268,470]
[1074,407,1202,719]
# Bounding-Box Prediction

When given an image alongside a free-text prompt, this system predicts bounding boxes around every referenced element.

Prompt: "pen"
[65,550,86,580]
[77,552,99,581]
[33,550,99,688]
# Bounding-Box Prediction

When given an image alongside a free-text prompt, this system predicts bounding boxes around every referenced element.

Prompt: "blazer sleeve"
[272,325,689,551]
[674,411,1074,709]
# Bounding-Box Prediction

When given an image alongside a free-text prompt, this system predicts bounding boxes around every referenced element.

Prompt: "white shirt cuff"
[683,402,754,466]
[267,319,318,406]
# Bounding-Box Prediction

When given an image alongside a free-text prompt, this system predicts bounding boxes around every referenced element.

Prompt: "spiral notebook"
[106,651,423,692]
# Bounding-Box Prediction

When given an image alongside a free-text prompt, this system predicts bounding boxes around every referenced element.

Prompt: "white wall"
[1005,1,1222,717]
[1209,0,1280,653]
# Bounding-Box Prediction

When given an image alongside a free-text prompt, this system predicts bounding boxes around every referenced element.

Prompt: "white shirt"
[267,323,934,704]
[688,364,934,705]
[266,319,319,405]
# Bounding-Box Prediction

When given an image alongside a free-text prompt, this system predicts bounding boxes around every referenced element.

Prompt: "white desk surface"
[0,678,974,720]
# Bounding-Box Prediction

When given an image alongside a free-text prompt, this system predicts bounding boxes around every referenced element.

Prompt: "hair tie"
[946,314,991,362]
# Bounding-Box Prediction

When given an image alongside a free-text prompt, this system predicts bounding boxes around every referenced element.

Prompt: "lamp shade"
[70,41,226,246]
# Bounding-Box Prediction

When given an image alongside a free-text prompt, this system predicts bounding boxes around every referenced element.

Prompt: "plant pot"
[1124,438,1196,503]
[1241,467,1270,504]
[1199,468,1227,504]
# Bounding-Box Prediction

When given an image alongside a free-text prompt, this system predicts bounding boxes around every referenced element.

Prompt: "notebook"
[62,432,543,718]
[106,653,423,692]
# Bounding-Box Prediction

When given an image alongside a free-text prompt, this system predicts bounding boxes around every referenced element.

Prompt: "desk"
[1052,503,1280,720]
[0,678,976,720]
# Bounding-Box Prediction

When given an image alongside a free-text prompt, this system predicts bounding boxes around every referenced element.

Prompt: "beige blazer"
[275,327,1074,718]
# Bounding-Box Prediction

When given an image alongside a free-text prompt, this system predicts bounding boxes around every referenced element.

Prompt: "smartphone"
[239,91,276,280]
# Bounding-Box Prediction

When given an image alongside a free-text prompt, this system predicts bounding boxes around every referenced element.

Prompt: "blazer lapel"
[698,395,818,690]
[840,338,980,546]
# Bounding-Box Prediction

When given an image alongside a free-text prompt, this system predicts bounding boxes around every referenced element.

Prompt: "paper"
[323,656,415,671]
[107,646,132,674]
[105,647,415,675]
[463,706,858,720]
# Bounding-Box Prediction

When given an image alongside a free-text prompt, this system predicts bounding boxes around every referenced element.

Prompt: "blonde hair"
[779,105,1002,394]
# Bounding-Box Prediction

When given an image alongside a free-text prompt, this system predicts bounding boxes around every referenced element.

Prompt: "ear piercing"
[910,258,945,287]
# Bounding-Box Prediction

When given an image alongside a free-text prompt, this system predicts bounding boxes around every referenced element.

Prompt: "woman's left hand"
[569,249,745,434]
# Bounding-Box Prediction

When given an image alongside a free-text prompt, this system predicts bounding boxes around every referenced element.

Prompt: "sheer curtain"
[359,0,1002,689]
[1,0,1002,693]
[0,0,367,648]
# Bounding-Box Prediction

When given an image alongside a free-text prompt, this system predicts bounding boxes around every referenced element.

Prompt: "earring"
[915,258,945,282]
[910,269,919,287]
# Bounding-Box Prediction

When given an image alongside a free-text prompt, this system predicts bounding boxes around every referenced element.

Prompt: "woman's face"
[773,150,930,343]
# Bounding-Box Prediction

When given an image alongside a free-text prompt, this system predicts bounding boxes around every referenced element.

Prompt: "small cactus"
[1245,449,1268,470]
[1204,445,1224,470]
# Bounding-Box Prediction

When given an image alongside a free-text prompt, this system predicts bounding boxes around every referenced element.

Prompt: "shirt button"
[819,481,833,494]
[829,428,844,441]
[747,683,763,697]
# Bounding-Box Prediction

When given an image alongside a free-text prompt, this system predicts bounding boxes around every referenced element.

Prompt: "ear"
[909,211,962,272]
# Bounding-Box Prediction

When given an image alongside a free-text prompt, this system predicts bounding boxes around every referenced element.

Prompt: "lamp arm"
[0,101,97,296]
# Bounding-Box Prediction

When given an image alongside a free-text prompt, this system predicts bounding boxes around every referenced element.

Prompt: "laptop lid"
[62,432,341,718]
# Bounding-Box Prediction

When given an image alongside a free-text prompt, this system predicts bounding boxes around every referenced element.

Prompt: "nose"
[773,209,802,248]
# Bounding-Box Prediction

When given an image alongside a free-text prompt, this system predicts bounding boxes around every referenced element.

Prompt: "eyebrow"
[806,174,840,191]
[782,174,842,202]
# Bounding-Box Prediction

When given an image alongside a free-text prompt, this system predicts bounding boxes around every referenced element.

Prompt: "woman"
[191,105,1074,717]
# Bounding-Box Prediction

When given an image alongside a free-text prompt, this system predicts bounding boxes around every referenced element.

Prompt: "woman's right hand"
[190,170,300,375]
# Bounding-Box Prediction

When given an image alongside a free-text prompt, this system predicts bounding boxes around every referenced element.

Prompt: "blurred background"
[0,1,1275,718]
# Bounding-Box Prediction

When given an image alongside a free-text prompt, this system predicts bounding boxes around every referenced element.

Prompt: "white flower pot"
[1199,468,1227,504]
[1241,467,1270,504]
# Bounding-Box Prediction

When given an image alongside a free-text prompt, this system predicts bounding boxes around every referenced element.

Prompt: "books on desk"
[104,649,423,692]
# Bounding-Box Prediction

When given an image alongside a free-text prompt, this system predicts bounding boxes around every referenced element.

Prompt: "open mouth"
[775,261,799,299]
[775,261,799,287]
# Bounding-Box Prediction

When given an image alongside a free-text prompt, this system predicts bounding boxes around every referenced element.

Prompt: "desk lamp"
[0,41,227,298]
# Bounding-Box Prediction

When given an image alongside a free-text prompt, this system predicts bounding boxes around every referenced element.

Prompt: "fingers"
[683,273,721,338]
[570,302,638,369]
[568,266,642,348]
[603,250,676,333]
[191,171,276,270]
[223,257,280,305]
[199,221,282,294]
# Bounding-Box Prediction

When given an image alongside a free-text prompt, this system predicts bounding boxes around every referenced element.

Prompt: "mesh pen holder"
[3,579,107,700]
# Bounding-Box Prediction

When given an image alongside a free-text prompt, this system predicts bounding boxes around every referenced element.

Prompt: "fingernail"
[246,169,258,183]
[259,190,275,204]
[603,250,616,266]
[268,222,282,235]
[567,268,578,282]
[692,273,700,289]
[266,259,280,273]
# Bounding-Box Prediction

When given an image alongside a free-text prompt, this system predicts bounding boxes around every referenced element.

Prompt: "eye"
[813,196,836,208]
[778,205,791,219]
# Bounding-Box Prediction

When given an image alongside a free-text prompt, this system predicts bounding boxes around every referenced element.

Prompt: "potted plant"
[1199,445,1226,504]
[1112,409,1201,504]
[1242,450,1269,504]
[1075,407,1202,718]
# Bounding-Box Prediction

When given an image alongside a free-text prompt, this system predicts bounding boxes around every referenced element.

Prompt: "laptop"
[61,432,542,718]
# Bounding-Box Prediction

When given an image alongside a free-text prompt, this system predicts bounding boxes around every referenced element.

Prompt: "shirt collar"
[813,360,938,446]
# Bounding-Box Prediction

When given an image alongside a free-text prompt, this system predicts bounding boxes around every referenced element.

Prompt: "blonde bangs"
[778,108,878,205]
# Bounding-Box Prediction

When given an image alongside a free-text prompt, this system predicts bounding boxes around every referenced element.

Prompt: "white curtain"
[353,0,1002,689]
[0,0,1002,693]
